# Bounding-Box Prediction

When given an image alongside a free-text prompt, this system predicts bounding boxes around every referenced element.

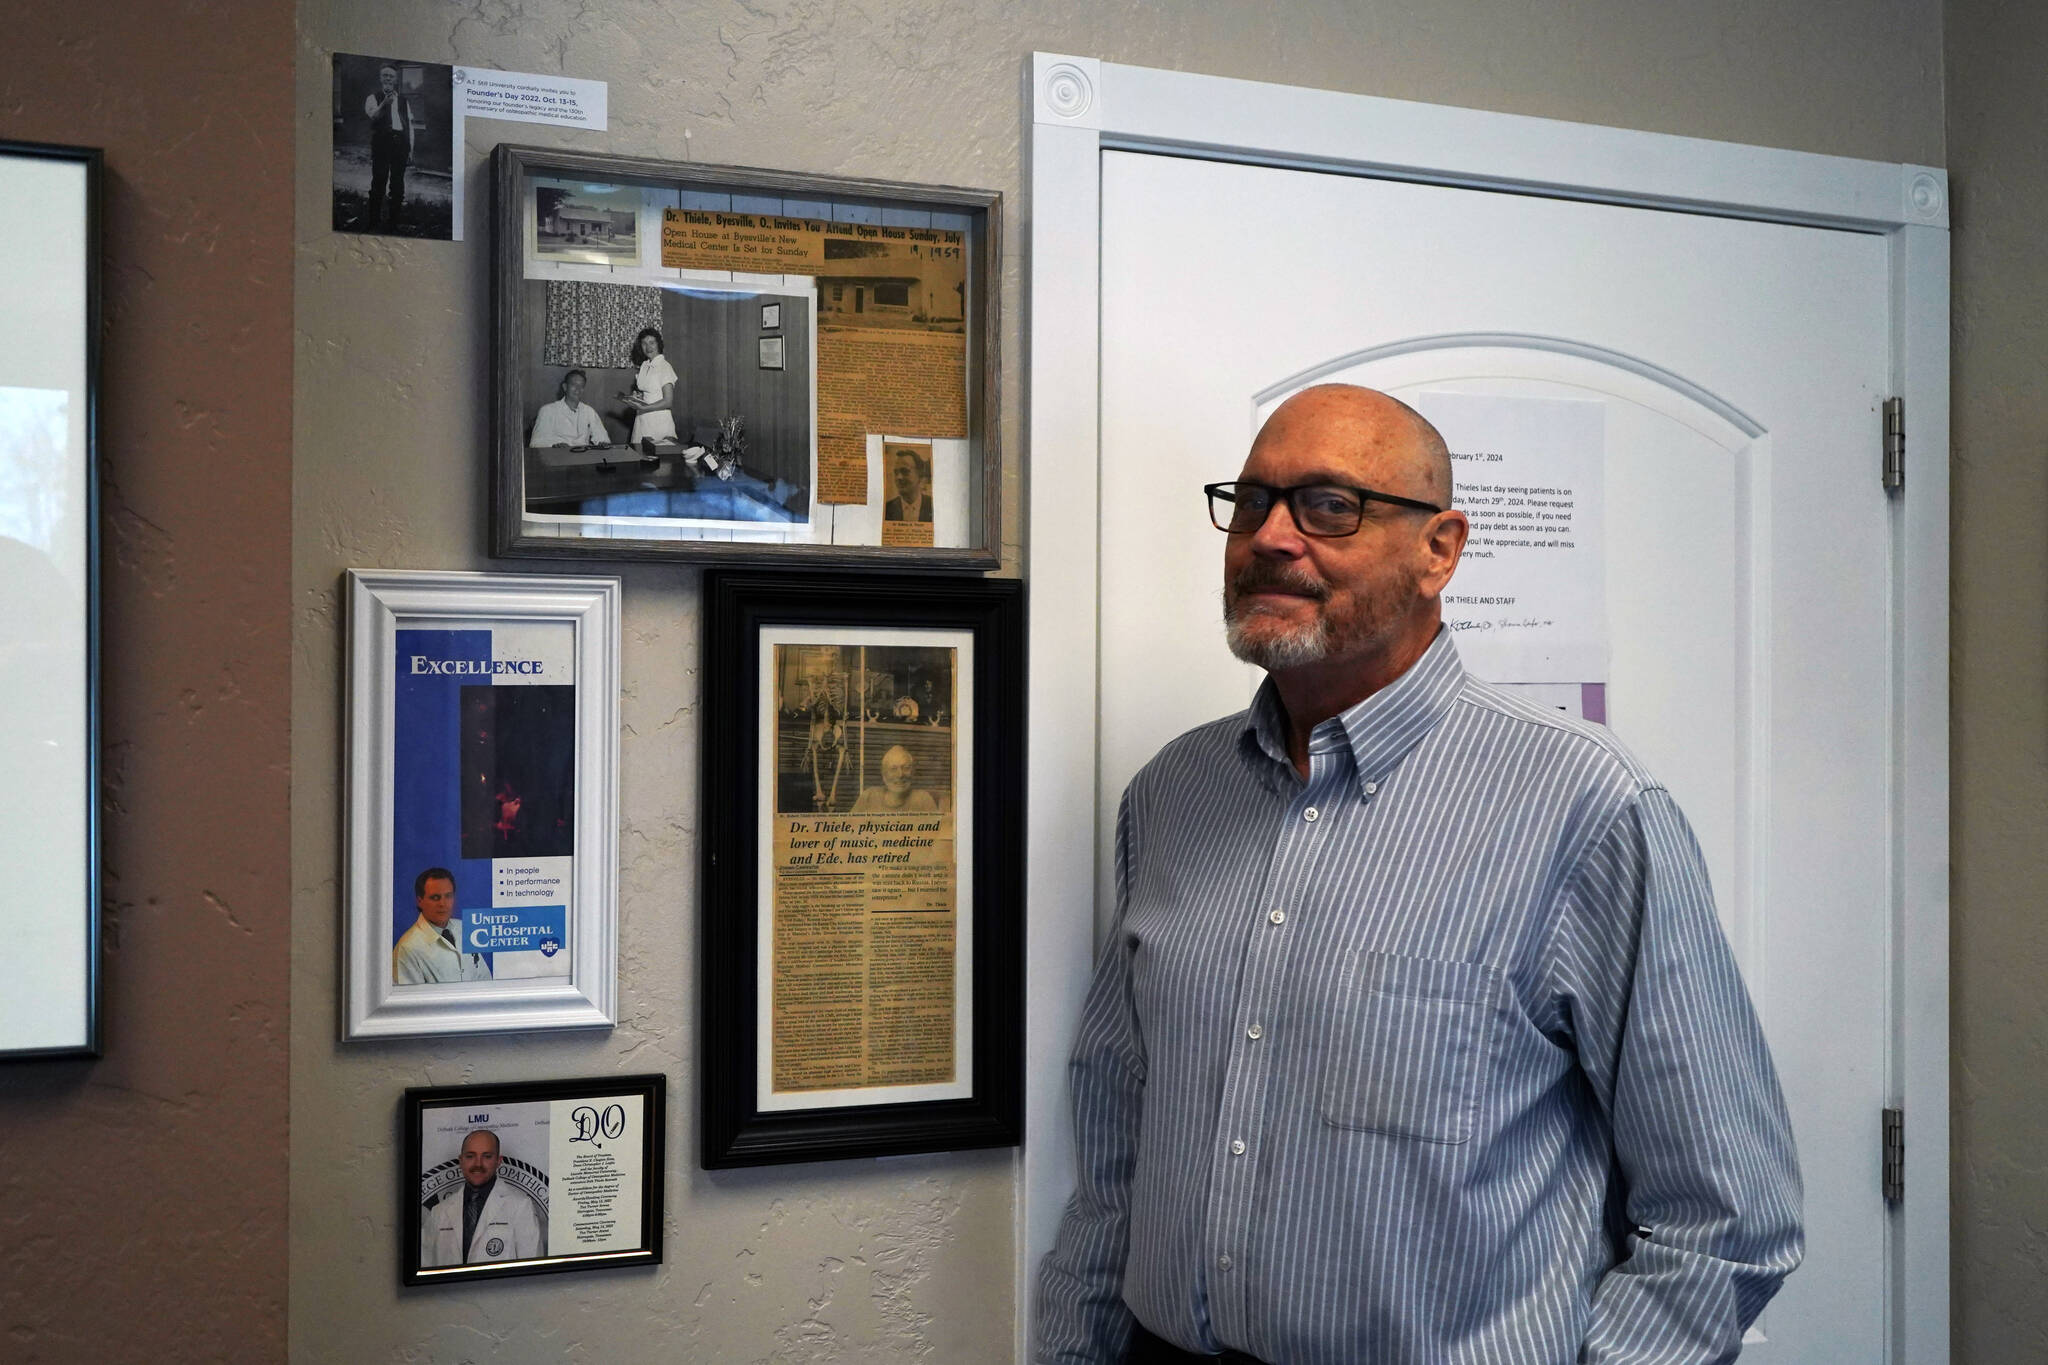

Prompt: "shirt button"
[1229,1138,1246,1155]
[1246,1023,1263,1040]
[1217,1254,1234,1271]
[1267,908,1286,925]
[1364,781,1378,795]
[1303,806,1320,822]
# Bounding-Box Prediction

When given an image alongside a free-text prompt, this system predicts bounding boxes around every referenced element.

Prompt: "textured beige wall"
[291,2,1946,1361]
[1945,2,2048,1358]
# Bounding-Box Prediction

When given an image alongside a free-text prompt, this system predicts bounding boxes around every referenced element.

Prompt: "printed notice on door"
[1412,391,1608,698]
[755,628,975,1111]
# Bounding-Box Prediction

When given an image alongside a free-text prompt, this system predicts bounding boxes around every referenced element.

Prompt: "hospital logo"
[541,937,560,957]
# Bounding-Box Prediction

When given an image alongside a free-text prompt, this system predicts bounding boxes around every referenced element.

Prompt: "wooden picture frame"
[402,1073,665,1285]
[493,145,1001,569]
[699,570,1024,1166]
[343,570,621,1040]
[0,140,102,1059]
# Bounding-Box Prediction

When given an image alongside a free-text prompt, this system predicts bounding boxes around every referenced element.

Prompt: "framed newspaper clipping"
[492,144,1001,569]
[402,1073,665,1286]
[344,570,620,1040]
[700,570,1024,1166]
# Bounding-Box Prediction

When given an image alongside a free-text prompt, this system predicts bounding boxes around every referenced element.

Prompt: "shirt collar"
[1239,627,1468,794]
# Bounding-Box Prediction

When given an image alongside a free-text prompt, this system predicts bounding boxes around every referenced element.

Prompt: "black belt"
[1128,1323,1272,1365]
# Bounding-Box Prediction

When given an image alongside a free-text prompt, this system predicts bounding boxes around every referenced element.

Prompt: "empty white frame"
[0,141,101,1059]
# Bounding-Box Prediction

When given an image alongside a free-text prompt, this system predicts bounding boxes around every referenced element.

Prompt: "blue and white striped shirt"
[1035,630,1801,1365]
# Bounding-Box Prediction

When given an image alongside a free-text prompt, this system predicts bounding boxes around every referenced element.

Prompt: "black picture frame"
[700,570,1024,1167]
[492,144,1001,569]
[0,139,103,1061]
[401,1073,665,1286]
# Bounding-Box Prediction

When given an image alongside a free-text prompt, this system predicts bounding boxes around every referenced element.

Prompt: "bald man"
[851,744,940,813]
[420,1128,546,1267]
[1034,386,1799,1365]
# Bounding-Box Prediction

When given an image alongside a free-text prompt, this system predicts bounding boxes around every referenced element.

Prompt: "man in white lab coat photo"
[420,1128,545,1267]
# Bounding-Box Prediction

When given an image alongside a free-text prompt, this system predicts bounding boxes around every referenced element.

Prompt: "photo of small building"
[816,238,965,332]
[533,179,641,263]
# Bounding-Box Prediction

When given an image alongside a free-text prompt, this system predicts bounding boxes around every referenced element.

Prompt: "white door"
[1095,149,1891,1358]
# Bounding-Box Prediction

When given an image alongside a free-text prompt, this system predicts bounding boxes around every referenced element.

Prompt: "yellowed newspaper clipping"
[816,431,869,504]
[770,642,957,1092]
[661,209,969,505]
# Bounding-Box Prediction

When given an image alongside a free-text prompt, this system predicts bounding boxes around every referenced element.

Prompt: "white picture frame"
[344,569,620,1040]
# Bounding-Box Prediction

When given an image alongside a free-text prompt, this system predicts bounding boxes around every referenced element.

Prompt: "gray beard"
[1225,608,1334,670]
[1221,561,1417,674]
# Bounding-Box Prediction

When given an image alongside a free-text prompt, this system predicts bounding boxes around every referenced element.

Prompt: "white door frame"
[1021,52,1949,1363]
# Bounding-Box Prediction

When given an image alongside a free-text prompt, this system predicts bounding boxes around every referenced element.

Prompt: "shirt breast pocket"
[1318,950,1502,1144]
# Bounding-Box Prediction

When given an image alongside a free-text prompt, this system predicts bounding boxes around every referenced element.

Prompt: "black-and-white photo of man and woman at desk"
[521,276,815,535]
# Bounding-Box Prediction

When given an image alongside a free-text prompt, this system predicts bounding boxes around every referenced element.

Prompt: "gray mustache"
[1229,563,1330,602]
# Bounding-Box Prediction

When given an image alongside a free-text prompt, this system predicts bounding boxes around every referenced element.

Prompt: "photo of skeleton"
[773,644,952,816]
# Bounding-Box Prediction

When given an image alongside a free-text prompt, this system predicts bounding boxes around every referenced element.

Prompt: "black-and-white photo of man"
[363,63,413,231]
[331,53,455,240]
[882,444,933,524]
[529,369,612,449]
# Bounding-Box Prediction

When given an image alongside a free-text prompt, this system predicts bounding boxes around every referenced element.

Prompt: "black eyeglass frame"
[1203,480,1445,537]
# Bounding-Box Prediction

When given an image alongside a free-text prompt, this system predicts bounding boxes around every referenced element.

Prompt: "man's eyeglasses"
[1204,481,1444,537]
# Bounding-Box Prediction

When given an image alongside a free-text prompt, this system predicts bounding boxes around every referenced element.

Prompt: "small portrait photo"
[331,53,456,240]
[882,441,934,525]
[773,643,954,815]
[533,178,641,265]
[392,864,491,987]
[415,1101,550,1270]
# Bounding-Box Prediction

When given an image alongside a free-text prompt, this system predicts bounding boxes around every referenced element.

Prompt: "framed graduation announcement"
[700,570,1024,1166]
[491,144,1000,568]
[402,1073,665,1286]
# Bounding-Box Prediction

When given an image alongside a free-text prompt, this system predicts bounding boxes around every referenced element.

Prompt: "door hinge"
[1882,397,1905,494]
[1882,1106,1905,1203]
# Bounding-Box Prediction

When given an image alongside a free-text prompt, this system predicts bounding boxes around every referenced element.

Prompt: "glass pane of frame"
[0,140,100,1059]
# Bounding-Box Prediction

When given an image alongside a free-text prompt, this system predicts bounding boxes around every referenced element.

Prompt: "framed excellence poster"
[344,570,620,1040]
